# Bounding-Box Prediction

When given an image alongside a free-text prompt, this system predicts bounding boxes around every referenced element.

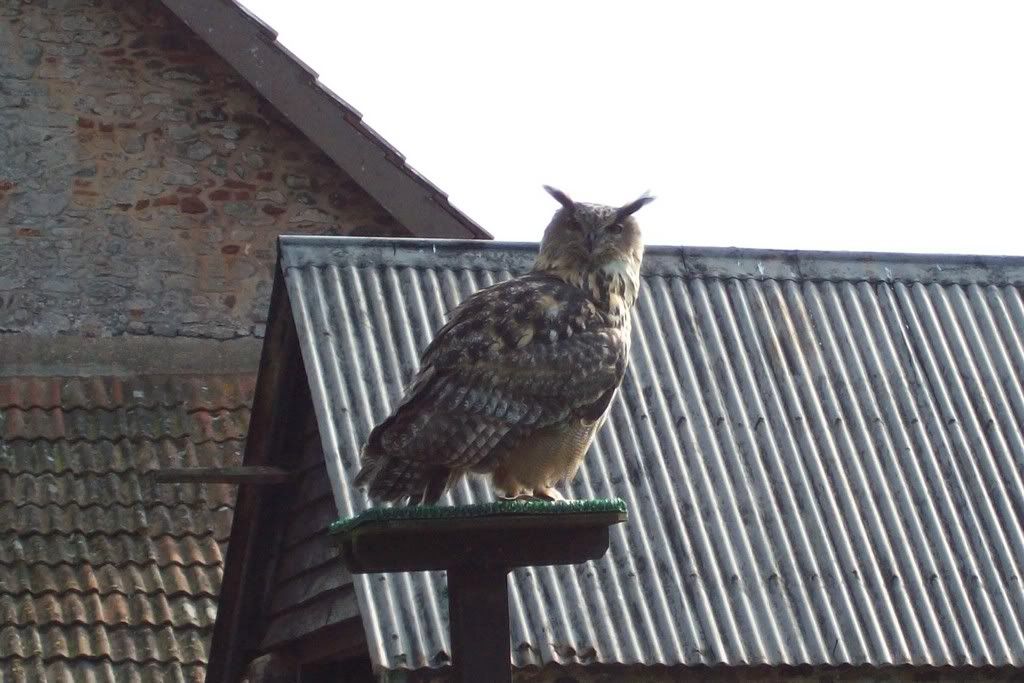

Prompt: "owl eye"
[607,223,624,235]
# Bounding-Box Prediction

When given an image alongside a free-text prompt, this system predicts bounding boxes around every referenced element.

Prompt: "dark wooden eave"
[205,262,308,683]
[158,0,491,241]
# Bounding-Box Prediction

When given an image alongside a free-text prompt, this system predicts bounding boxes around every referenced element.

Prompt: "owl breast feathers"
[355,186,653,504]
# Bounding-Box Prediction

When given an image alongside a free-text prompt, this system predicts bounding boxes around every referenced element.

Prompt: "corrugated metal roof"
[280,235,1024,671]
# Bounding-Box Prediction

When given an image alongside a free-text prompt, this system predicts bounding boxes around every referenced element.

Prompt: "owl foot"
[500,492,559,503]
[533,487,565,502]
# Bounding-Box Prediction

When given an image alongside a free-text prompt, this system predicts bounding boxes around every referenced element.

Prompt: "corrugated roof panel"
[280,236,1024,670]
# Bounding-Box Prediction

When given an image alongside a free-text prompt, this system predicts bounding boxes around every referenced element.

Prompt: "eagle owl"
[355,186,654,504]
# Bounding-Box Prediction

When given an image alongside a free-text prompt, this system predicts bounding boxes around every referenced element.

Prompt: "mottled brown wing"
[355,273,628,503]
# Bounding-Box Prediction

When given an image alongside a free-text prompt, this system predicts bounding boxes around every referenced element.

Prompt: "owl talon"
[498,492,531,501]
[534,487,565,502]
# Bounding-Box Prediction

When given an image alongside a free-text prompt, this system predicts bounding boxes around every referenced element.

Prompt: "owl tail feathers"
[354,445,453,506]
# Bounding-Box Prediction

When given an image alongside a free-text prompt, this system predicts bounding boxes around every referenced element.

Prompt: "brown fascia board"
[205,264,306,683]
[159,0,491,240]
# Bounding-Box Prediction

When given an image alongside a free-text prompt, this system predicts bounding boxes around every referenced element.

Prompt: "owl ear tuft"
[617,193,655,221]
[543,185,575,210]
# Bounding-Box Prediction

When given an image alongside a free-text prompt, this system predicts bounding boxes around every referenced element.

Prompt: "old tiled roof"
[0,375,255,682]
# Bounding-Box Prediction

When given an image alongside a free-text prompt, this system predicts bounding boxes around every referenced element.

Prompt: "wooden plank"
[261,585,361,650]
[294,427,327,469]
[268,559,353,618]
[281,495,337,547]
[275,532,339,582]
[291,461,332,504]
[152,466,292,484]
[289,620,369,667]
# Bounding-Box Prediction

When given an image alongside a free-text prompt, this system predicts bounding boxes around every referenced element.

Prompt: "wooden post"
[447,565,512,683]
[330,499,627,681]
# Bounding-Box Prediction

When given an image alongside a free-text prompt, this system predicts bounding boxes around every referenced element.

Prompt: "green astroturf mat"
[329,498,627,536]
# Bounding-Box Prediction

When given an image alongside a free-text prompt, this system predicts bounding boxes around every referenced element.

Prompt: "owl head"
[534,185,654,279]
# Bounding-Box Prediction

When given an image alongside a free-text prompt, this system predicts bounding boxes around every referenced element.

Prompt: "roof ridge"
[279,236,1024,287]
[301,254,1024,288]
[650,271,1024,287]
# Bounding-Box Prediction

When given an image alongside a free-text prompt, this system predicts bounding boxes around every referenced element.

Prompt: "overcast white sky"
[241,1,1024,255]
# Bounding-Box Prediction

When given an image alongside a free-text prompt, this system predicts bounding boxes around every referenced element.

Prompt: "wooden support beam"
[448,565,511,683]
[331,499,627,682]
[151,466,292,485]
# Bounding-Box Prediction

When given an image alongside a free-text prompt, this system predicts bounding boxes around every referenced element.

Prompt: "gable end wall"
[0,0,407,341]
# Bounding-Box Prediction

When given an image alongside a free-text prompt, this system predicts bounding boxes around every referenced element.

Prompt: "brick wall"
[0,0,406,339]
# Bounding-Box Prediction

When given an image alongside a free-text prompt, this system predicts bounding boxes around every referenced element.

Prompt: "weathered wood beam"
[151,466,292,485]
